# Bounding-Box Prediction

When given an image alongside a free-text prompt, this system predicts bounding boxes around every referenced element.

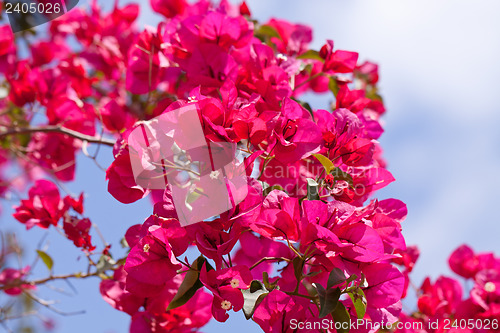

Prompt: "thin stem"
[0,126,116,147]
[249,257,291,270]
[0,272,100,291]
[294,72,323,91]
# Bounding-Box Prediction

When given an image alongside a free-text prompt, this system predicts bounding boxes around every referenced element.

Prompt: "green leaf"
[345,274,358,285]
[329,77,339,97]
[262,272,278,291]
[249,280,265,292]
[167,256,209,310]
[292,257,304,283]
[313,154,335,175]
[327,268,347,289]
[120,237,129,248]
[331,302,351,333]
[186,189,202,205]
[36,250,53,272]
[306,178,320,201]
[255,25,281,39]
[297,50,324,62]
[313,283,341,318]
[96,255,116,274]
[263,184,285,196]
[348,288,367,319]
[332,167,354,187]
[242,280,268,319]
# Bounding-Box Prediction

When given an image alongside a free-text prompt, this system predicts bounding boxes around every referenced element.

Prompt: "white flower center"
[485,282,496,293]
[230,278,240,288]
[143,244,151,253]
[209,170,220,180]
[221,300,232,310]
[277,53,288,61]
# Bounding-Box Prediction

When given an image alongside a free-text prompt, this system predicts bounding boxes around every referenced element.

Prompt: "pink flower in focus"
[320,40,359,73]
[106,148,148,204]
[124,226,182,297]
[199,264,252,322]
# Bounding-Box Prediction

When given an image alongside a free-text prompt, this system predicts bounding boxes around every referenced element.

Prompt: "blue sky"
[1,0,500,332]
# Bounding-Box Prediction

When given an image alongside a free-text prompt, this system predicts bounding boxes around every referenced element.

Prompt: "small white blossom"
[221,300,232,310]
[230,278,240,288]
[210,170,220,180]
[485,282,496,293]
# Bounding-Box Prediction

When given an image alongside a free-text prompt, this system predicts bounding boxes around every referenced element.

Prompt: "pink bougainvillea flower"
[355,61,380,86]
[232,232,292,279]
[100,267,145,316]
[63,216,96,251]
[0,24,16,75]
[100,99,136,133]
[27,132,78,181]
[376,198,408,223]
[124,230,181,297]
[470,269,500,317]
[333,167,395,205]
[338,137,375,166]
[369,212,406,253]
[271,99,322,164]
[8,61,38,107]
[183,43,238,92]
[336,84,372,113]
[200,264,253,293]
[417,276,463,317]
[46,98,96,136]
[0,25,14,57]
[151,0,188,18]
[320,40,359,73]
[251,190,300,241]
[199,264,252,322]
[266,18,312,55]
[30,39,69,67]
[191,221,241,269]
[337,223,388,263]
[315,108,364,159]
[0,266,36,296]
[232,101,268,146]
[253,289,301,332]
[199,11,253,50]
[393,245,420,273]
[63,193,84,214]
[130,285,212,333]
[106,147,148,204]
[363,263,405,309]
[448,244,480,279]
[141,215,190,257]
[126,29,168,94]
[134,273,212,332]
[210,287,244,322]
[13,179,66,229]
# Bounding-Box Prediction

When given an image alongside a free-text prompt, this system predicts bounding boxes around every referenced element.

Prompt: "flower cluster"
[391,245,500,333]
[94,0,409,331]
[13,179,95,251]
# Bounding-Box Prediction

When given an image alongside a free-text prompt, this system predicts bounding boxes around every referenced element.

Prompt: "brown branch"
[0,126,116,147]
[250,257,291,270]
[0,271,100,291]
